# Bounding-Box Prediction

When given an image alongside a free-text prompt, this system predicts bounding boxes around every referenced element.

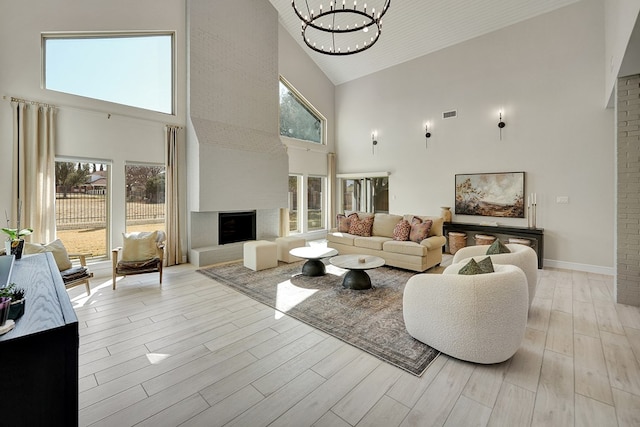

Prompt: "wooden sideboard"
[443,222,545,268]
[0,252,79,426]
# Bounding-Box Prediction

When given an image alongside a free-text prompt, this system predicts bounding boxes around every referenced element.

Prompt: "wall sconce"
[372,131,378,154]
[424,123,431,148]
[498,111,506,140]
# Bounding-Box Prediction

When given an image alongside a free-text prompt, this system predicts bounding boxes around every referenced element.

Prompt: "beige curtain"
[10,100,57,244]
[165,125,182,266]
[327,152,336,229]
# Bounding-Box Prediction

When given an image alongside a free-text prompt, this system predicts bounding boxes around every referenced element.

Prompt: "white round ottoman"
[275,236,306,263]
[243,240,277,271]
[403,263,528,364]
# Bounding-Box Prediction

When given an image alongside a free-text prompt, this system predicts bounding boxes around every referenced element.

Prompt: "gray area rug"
[197,260,442,376]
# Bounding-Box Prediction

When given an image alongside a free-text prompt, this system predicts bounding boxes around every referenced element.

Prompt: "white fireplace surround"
[186,0,288,266]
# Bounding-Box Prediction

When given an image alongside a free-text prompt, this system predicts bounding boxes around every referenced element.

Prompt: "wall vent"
[442,110,457,119]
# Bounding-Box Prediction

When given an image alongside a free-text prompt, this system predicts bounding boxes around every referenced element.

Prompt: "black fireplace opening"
[218,211,256,245]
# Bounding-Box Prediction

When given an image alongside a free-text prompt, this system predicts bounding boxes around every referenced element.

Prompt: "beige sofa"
[327,213,446,272]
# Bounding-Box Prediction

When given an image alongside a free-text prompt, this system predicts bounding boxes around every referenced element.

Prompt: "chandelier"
[291,0,391,56]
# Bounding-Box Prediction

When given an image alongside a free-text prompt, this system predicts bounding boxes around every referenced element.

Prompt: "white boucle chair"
[452,243,538,309]
[403,263,528,364]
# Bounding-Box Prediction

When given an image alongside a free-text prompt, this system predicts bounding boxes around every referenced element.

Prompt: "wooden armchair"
[23,239,93,295]
[62,253,94,295]
[112,231,165,290]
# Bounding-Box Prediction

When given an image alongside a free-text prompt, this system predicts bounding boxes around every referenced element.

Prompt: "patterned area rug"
[197,260,442,376]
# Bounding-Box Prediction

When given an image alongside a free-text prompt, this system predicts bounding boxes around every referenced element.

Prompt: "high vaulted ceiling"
[270,0,581,85]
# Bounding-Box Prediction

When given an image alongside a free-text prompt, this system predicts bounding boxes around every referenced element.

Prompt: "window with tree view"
[279,79,324,144]
[55,160,110,258]
[125,164,166,234]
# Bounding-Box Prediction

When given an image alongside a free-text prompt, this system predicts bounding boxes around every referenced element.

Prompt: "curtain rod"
[2,94,184,128]
[2,95,56,109]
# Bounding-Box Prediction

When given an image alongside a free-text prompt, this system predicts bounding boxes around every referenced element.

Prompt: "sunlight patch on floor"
[146,353,171,364]
[274,279,318,319]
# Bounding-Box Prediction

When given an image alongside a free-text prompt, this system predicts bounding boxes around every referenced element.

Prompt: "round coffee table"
[289,247,338,277]
[330,254,385,290]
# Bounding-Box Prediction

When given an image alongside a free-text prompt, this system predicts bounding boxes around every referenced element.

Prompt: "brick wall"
[617,74,640,306]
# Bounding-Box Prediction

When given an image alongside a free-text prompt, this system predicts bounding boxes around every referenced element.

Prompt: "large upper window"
[279,78,325,144]
[43,33,174,114]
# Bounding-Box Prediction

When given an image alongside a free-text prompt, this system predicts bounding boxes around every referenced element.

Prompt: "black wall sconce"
[498,111,506,140]
[372,131,378,154]
[425,123,431,148]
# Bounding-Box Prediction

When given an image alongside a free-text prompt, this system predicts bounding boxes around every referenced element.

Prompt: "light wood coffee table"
[289,247,338,277]
[330,254,385,290]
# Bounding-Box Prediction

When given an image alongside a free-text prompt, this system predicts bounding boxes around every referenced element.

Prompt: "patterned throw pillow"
[392,219,411,241]
[349,216,374,237]
[458,258,484,275]
[476,256,494,273]
[336,213,358,232]
[409,217,433,243]
[486,239,511,255]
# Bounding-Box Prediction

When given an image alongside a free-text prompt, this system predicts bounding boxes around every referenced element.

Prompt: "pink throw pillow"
[392,220,411,241]
[337,213,358,232]
[410,218,433,243]
[349,216,374,237]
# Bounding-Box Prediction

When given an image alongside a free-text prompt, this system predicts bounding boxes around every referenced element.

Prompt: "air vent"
[442,110,457,119]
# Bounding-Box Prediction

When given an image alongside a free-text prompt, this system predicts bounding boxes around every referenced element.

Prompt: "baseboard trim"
[543,259,614,276]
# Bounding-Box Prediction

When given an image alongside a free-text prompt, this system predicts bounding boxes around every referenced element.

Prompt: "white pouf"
[243,240,278,271]
[275,236,306,263]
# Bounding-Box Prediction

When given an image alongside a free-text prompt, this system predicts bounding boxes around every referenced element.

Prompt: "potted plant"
[2,227,33,260]
[0,283,26,321]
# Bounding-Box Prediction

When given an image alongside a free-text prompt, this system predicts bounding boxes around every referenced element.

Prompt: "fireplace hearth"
[218,211,256,245]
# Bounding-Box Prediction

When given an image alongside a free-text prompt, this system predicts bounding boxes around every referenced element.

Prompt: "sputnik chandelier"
[291,0,391,56]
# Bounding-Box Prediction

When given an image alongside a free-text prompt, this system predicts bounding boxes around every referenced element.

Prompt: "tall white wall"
[0,0,186,252]
[605,0,640,105]
[335,0,614,271]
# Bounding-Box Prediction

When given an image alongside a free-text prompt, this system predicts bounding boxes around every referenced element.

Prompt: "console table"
[443,222,544,268]
[0,252,79,426]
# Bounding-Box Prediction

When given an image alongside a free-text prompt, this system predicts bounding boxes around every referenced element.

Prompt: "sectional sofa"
[327,213,446,272]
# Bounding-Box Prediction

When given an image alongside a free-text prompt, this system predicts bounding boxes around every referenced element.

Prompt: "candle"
[527,195,530,208]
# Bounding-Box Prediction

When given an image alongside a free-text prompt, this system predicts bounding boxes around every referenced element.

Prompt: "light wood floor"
[70,259,640,426]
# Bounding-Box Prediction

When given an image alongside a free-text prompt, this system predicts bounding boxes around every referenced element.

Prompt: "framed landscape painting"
[455,172,525,218]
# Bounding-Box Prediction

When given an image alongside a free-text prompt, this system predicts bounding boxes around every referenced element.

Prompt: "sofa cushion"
[383,240,427,256]
[354,236,391,250]
[392,219,411,241]
[487,239,511,254]
[404,215,443,237]
[410,217,433,243]
[336,212,358,232]
[327,232,356,246]
[349,216,374,237]
[372,213,403,238]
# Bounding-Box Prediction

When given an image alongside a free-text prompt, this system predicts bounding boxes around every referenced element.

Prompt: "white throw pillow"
[24,239,73,271]
[121,231,158,262]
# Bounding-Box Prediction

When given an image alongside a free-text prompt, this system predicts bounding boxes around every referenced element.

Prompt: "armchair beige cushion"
[24,239,73,271]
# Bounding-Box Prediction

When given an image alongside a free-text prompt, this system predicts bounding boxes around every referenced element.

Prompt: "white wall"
[605,0,640,104]
[0,0,186,252]
[335,0,614,271]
